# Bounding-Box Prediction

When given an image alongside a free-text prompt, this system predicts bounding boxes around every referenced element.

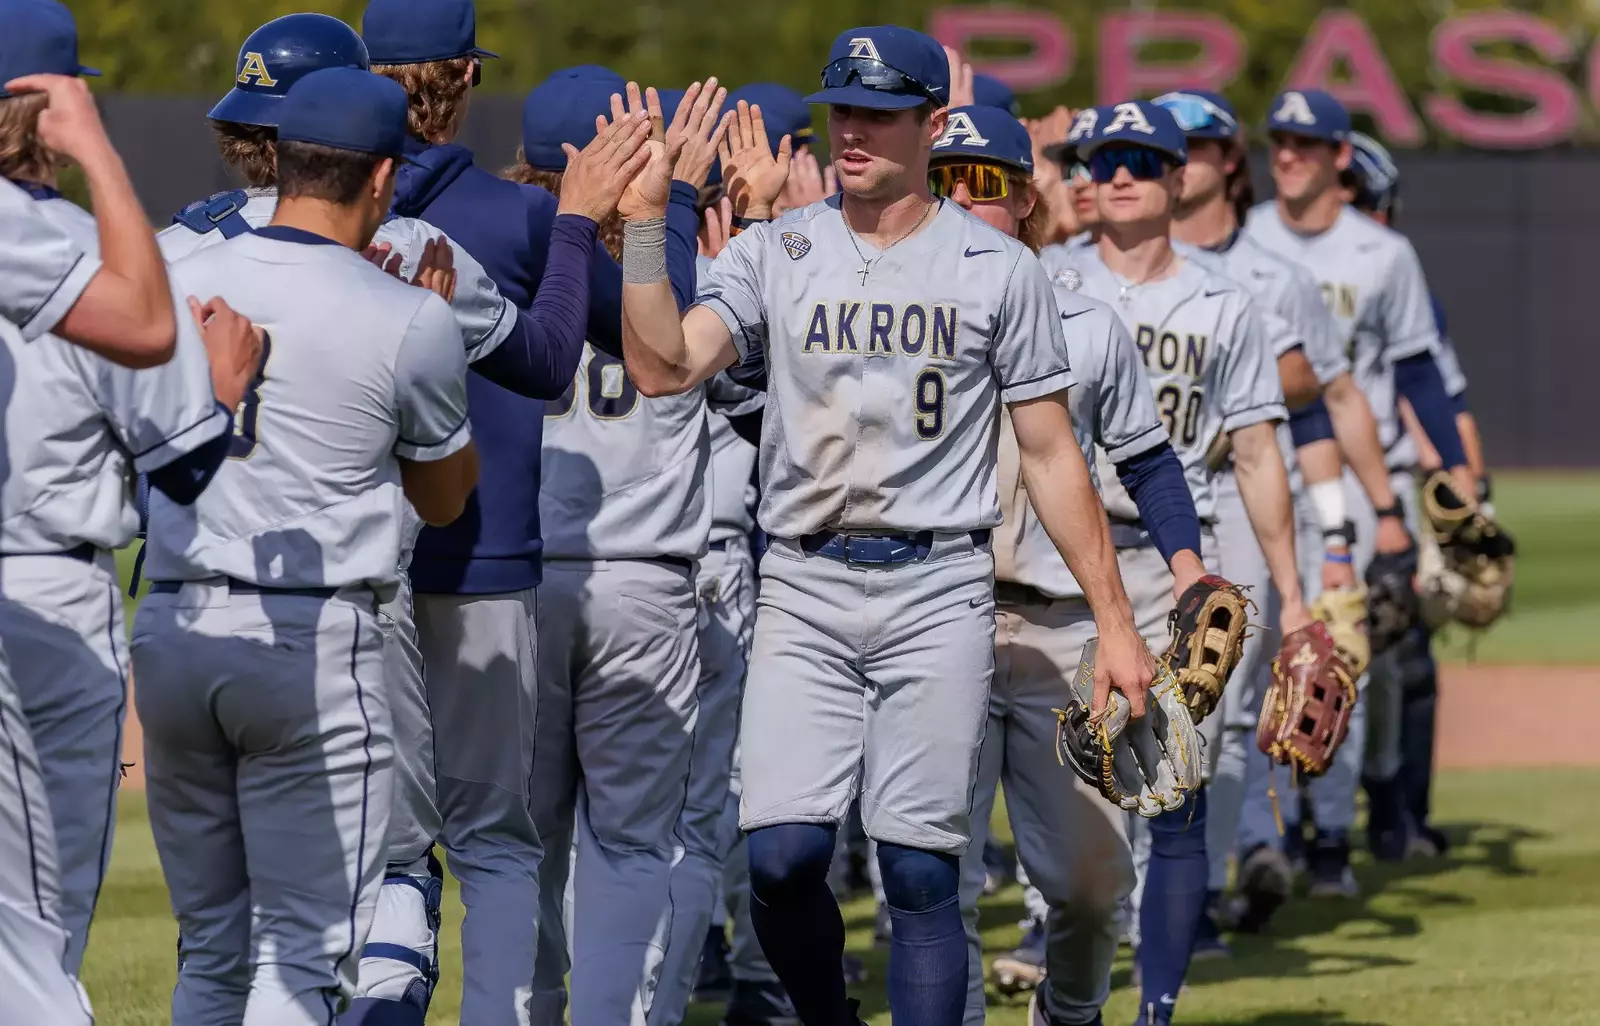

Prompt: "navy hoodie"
[393,138,700,594]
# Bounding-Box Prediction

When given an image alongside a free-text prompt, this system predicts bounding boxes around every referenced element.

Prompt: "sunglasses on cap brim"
[928,162,1013,201]
[470,58,483,87]
[1152,93,1237,136]
[1087,147,1177,183]
[820,57,941,104]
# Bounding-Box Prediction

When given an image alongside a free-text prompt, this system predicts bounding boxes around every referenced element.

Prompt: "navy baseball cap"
[727,83,814,149]
[806,26,949,111]
[277,67,416,160]
[209,14,370,128]
[361,0,498,65]
[0,0,99,95]
[1076,101,1188,164]
[1265,88,1349,142]
[972,73,1019,115]
[521,65,626,171]
[930,105,1032,174]
[1151,90,1238,140]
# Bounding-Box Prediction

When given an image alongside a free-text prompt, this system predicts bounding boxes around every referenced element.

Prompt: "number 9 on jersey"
[915,368,946,440]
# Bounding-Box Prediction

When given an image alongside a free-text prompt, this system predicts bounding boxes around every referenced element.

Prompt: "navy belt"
[0,542,97,563]
[798,529,990,566]
[149,577,341,599]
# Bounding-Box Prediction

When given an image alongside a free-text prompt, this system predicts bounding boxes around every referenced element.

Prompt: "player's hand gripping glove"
[1055,639,1205,819]
[1163,574,1253,724]
[1256,622,1357,778]
[1309,586,1371,679]
[1418,470,1516,629]
[1364,541,1420,654]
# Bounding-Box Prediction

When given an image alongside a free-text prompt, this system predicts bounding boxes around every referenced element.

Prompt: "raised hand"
[189,296,264,412]
[669,78,732,190]
[558,104,654,223]
[775,148,837,215]
[944,45,975,108]
[361,238,459,303]
[719,101,792,220]
[3,74,117,168]
[699,194,733,258]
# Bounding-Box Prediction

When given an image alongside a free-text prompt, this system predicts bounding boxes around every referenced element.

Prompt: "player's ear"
[372,157,397,199]
[927,106,949,145]
[1334,140,1353,173]
[1015,179,1038,221]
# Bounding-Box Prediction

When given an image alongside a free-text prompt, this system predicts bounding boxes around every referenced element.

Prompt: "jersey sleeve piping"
[1101,422,1168,466]
[21,250,99,342]
[395,410,471,462]
[129,403,234,473]
[1221,400,1288,434]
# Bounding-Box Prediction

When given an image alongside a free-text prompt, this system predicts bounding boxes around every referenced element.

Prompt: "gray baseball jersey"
[707,412,758,544]
[1175,232,1348,384]
[1002,286,1168,600]
[540,342,711,561]
[697,198,1073,538]
[0,179,101,342]
[144,232,471,596]
[2,197,227,552]
[1047,247,1286,522]
[1245,203,1441,459]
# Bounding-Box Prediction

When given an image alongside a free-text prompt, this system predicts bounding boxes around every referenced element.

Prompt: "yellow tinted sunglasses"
[929,162,1011,201]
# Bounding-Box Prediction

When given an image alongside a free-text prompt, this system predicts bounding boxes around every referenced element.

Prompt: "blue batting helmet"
[209,13,371,128]
[1346,130,1400,215]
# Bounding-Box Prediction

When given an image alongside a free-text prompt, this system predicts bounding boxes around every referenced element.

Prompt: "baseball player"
[512,77,733,1025]
[1244,88,1474,897]
[1340,131,1470,862]
[929,104,1206,1026]
[133,67,478,1026]
[1042,100,1306,1026]
[0,30,202,1025]
[0,0,265,987]
[1152,89,1418,939]
[613,25,1157,1026]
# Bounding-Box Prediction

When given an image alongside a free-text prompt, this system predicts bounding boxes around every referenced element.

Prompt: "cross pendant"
[857,265,871,287]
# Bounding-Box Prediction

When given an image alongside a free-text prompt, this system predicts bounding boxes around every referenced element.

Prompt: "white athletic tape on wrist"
[1309,478,1347,533]
[623,217,668,283]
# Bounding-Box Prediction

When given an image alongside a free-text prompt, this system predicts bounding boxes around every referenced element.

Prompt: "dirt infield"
[115,664,1600,791]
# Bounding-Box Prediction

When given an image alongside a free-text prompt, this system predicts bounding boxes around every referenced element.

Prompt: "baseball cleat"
[1229,844,1294,933]
[982,838,1012,896]
[991,916,1047,995]
[721,979,800,1026]
[1307,831,1360,898]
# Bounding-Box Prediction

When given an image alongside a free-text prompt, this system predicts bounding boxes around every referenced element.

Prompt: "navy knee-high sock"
[746,824,852,1026]
[878,842,965,1026]
[1139,787,1209,1024]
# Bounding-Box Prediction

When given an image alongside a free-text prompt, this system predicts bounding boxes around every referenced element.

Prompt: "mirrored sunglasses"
[929,162,1011,201]
[820,57,940,103]
[1152,93,1237,136]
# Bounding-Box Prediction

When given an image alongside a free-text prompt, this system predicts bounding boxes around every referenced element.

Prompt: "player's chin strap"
[171,190,253,239]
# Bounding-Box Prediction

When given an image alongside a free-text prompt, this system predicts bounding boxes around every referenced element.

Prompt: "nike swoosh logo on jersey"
[1061,310,1092,320]
[1204,288,1229,297]
[964,247,999,257]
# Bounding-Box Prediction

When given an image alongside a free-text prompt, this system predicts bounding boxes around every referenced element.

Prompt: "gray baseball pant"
[133,580,392,1026]
[962,593,1135,1026]
[737,533,995,855]
[0,551,126,976]
[530,559,701,1026]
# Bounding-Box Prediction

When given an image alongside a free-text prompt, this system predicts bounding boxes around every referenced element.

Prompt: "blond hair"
[372,58,474,143]
[499,149,625,261]
[211,121,279,187]
[0,93,65,185]
[1013,172,1053,254]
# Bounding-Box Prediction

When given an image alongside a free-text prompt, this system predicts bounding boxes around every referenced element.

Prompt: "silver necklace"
[842,200,936,286]
[1116,249,1177,303]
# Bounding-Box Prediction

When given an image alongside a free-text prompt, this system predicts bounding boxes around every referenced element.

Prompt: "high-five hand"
[669,78,732,189]
[558,105,654,223]
[611,83,683,222]
[719,100,792,220]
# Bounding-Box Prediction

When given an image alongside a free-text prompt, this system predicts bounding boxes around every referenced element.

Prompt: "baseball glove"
[1055,639,1204,819]
[1163,575,1253,724]
[1309,586,1371,679]
[1256,622,1358,778]
[1364,543,1419,653]
[1418,471,1515,630]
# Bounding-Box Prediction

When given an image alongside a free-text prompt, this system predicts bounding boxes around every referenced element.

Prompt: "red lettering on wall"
[1284,10,1425,145]
[1426,13,1578,149]
[927,7,1074,93]
[1097,12,1245,103]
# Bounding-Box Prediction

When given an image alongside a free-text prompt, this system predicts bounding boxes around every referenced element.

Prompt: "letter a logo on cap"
[1103,102,1155,137]
[848,37,882,60]
[1067,108,1098,143]
[237,51,278,88]
[934,111,990,150]
[1274,91,1316,126]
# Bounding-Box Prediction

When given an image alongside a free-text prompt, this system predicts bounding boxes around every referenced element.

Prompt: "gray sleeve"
[694,228,768,363]
[96,282,230,472]
[372,220,514,364]
[393,294,473,462]
[0,186,102,341]
[1381,238,1441,361]
[1095,313,1168,464]
[995,252,1075,403]
[1287,268,1350,384]
[1219,296,1288,434]
[1435,332,1468,397]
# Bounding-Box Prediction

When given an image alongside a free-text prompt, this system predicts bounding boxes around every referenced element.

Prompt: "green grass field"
[110,471,1600,666]
[84,769,1600,1026]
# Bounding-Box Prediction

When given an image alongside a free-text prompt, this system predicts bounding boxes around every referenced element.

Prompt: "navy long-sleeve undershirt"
[1393,350,1467,469]
[1115,442,1201,568]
